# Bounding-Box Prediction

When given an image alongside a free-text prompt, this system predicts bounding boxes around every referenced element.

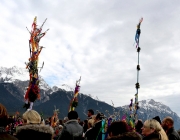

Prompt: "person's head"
[161,116,174,131]
[0,103,8,127]
[135,119,143,134]
[79,121,83,126]
[64,117,68,123]
[84,120,88,125]
[68,111,78,120]
[59,125,63,131]
[59,119,63,125]
[107,132,142,140]
[95,113,104,122]
[142,119,168,140]
[45,119,50,125]
[22,110,41,124]
[77,118,80,123]
[152,116,161,124]
[142,119,160,136]
[88,119,94,128]
[18,118,22,123]
[87,109,94,117]
[108,121,129,137]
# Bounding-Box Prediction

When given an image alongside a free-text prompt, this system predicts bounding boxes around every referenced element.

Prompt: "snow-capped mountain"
[121,99,180,129]
[0,66,51,91]
[0,66,180,129]
[0,66,52,104]
[0,66,28,82]
[38,76,51,90]
[138,99,175,117]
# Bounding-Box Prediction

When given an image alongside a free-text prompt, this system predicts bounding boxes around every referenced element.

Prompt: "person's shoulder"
[168,132,180,140]
[65,119,78,124]
[170,128,180,135]
[0,133,18,140]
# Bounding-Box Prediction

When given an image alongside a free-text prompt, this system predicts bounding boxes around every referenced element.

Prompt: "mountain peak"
[147,99,155,103]
[0,66,28,82]
[39,76,51,90]
[121,99,180,129]
[0,66,51,90]
[52,86,59,92]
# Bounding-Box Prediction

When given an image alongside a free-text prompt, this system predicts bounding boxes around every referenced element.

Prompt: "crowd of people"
[0,103,180,140]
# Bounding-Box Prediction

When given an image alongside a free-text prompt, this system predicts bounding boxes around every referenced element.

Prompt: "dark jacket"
[91,120,102,140]
[167,127,180,140]
[0,133,18,140]
[106,132,142,140]
[143,132,160,140]
[0,127,18,140]
[57,119,83,140]
[84,128,94,140]
[16,124,54,140]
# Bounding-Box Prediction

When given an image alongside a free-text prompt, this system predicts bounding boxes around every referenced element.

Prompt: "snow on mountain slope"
[138,99,173,115]
[0,66,51,90]
[120,99,180,129]
[0,66,28,82]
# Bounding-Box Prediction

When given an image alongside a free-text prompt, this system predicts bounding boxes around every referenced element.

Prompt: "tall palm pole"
[134,18,143,120]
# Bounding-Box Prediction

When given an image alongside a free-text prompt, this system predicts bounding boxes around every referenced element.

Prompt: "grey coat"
[57,119,83,140]
[167,127,180,140]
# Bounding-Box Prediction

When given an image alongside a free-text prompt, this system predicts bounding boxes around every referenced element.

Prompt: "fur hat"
[23,110,41,124]
[152,116,161,124]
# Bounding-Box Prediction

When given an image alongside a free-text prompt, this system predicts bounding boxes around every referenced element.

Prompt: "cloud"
[0,0,180,116]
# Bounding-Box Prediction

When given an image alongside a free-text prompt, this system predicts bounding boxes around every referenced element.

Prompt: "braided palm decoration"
[69,76,81,112]
[24,16,49,110]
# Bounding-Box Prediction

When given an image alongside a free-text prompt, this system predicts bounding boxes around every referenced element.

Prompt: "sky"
[1,0,180,116]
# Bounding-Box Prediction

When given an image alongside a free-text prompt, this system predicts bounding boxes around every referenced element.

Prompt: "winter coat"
[16,124,54,140]
[0,133,18,140]
[84,128,94,140]
[91,120,102,140]
[57,119,83,140]
[167,127,180,140]
[143,132,160,140]
[0,127,18,140]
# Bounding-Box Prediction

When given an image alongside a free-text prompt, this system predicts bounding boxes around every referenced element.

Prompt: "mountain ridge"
[0,66,180,129]
[120,99,180,129]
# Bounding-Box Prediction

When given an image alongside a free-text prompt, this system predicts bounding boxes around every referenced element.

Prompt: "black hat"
[153,116,161,124]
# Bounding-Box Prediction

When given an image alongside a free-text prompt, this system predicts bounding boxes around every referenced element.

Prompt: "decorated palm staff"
[134,18,143,119]
[51,106,60,127]
[24,16,49,110]
[127,99,135,131]
[111,100,115,115]
[111,100,120,121]
[69,76,81,112]
[129,99,133,117]
[135,18,143,48]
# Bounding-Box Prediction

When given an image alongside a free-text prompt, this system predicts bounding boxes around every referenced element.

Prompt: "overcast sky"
[1,0,180,116]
